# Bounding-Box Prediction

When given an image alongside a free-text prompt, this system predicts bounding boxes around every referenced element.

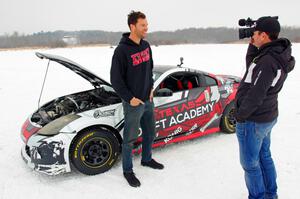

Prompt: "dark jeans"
[122,100,155,173]
[236,119,278,199]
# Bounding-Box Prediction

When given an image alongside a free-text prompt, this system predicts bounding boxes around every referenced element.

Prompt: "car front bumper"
[21,133,73,175]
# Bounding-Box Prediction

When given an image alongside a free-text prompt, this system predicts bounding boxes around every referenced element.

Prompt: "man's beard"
[137,31,146,39]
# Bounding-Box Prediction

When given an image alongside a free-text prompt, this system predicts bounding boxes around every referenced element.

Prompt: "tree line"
[0,27,299,49]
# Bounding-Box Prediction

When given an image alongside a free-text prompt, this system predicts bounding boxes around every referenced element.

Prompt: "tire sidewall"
[221,102,236,134]
[71,129,120,175]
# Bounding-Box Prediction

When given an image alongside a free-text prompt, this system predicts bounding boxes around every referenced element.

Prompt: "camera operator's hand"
[250,37,254,44]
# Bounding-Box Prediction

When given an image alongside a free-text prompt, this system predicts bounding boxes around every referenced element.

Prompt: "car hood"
[36,52,111,88]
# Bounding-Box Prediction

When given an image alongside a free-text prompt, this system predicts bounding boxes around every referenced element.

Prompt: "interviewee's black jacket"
[110,33,154,103]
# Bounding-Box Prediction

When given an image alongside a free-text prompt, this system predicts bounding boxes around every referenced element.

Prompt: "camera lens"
[239,27,254,39]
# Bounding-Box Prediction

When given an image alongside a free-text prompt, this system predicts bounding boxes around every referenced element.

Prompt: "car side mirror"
[154,88,173,97]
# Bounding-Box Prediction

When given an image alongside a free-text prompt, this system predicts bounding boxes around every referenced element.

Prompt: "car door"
[193,74,223,134]
[153,71,219,143]
[153,71,224,144]
[153,71,187,142]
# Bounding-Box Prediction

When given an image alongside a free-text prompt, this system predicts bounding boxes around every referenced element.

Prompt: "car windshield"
[153,71,162,82]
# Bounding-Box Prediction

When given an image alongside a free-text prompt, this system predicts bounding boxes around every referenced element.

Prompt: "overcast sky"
[1,0,299,35]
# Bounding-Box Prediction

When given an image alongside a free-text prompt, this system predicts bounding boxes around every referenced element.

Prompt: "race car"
[21,52,240,175]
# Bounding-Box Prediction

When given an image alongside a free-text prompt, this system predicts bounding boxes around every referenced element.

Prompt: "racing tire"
[70,128,120,175]
[220,102,236,134]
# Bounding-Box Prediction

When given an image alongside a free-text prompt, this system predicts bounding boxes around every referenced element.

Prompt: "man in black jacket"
[110,11,164,188]
[235,16,295,199]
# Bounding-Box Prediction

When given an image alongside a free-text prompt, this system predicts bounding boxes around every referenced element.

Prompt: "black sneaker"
[123,172,141,187]
[141,159,164,170]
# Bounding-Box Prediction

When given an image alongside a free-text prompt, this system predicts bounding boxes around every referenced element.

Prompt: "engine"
[31,87,121,126]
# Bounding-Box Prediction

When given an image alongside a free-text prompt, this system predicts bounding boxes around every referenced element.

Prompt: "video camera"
[238,18,256,39]
[238,16,279,39]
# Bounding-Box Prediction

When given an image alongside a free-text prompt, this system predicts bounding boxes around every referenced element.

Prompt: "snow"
[0,43,299,199]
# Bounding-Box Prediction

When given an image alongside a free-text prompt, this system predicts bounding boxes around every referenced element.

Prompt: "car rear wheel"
[221,102,236,134]
[70,128,120,175]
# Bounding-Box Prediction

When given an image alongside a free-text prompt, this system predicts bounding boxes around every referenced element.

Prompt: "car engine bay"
[31,87,121,126]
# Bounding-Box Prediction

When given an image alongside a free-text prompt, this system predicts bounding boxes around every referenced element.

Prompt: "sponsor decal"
[94,109,115,118]
[200,113,219,132]
[204,90,210,102]
[164,126,182,143]
[186,123,198,136]
[74,132,94,158]
[224,83,233,94]
[219,82,234,99]
[131,48,150,66]
[155,101,215,130]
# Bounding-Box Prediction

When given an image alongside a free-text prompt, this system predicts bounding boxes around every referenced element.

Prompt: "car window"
[153,71,162,82]
[204,75,218,86]
[158,72,201,93]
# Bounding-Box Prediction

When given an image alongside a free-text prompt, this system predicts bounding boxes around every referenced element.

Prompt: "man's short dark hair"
[258,31,279,41]
[267,32,279,41]
[127,11,146,29]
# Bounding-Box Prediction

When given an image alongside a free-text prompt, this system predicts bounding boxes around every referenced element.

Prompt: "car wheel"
[221,102,236,134]
[70,128,120,175]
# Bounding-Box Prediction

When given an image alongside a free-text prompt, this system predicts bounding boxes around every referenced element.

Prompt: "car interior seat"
[182,78,193,89]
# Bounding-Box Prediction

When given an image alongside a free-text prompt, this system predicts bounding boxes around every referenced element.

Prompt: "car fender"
[59,103,124,136]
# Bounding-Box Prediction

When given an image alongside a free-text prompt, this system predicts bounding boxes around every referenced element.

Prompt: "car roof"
[153,65,178,73]
[154,65,209,76]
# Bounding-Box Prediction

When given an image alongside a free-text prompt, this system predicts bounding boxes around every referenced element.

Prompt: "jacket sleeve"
[236,57,277,121]
[110,48,134,103]
[246,43,259,67]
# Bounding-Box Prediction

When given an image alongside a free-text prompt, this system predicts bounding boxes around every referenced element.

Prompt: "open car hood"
[36,52,111,88]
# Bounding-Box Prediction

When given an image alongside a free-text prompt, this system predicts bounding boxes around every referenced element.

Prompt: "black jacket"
[235,38,295,123]
[110,33,154,103]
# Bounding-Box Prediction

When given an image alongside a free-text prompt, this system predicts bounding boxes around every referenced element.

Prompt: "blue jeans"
[122,100,155,173]
[236,119,278,199]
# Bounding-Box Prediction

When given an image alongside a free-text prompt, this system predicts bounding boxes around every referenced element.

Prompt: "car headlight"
[37,114,81,136]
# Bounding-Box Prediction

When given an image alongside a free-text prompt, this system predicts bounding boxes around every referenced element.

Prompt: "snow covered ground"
[0,43,299,199]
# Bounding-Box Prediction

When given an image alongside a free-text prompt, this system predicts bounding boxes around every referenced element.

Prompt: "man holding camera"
[110,11,164,188]
[235,16,295,199]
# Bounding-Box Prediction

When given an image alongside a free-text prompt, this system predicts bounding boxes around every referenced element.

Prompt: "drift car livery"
[21,52,240,175]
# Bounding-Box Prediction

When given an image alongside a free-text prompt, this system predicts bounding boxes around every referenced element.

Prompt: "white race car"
[21,52,240,175]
